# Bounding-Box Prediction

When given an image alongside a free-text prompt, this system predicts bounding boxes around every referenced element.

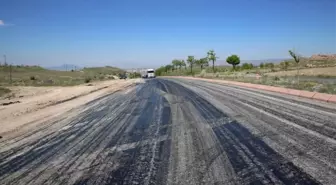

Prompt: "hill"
[310,54,336,61]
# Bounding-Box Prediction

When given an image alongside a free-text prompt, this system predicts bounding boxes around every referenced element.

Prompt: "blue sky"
[0,0,335,68]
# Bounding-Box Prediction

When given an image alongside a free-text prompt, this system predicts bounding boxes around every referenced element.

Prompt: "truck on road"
[146,69,155,78]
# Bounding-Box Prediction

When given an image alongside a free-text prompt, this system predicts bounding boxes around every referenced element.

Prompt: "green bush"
[273,76,280,81]
[30,76,36,80]
[85,77,92,83]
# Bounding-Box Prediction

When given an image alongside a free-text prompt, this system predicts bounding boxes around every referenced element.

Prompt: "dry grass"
[266,66,336,77]
[0,66,125,86]
[0,86,11,97]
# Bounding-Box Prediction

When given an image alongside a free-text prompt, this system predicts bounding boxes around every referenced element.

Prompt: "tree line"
[155,50,242,76]
[155,50,301,78]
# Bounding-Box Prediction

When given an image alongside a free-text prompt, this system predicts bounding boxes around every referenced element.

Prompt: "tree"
[172,59,180,71]
[181,60,187,70]
[155,66,166,76]
[226,55,240,70]
[187,56,195,74]
[165,65,173,73]
[289,50,301,83]
[241,63,254,70]
[178,60,183,70]
[199,58,208,70]
[195,58,207,70]
[259,63,264,68]
[207,50,217,73]
[195,58,201,69]
[242,63,248,70]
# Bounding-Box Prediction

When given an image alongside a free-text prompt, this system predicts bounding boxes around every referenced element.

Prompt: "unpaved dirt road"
[1,78,335,185]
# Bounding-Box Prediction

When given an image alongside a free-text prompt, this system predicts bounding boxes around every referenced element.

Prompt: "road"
[0,78,335,185]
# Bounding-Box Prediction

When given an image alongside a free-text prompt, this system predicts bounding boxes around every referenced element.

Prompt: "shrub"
[84,77,92,83]
[317,84,336,94]
[273,76,280,81]
[30,76,36,80]
[99,75,105,80]
[199,69,207,77]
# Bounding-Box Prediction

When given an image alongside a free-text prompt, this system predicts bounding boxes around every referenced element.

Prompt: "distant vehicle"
[147,69,155,78]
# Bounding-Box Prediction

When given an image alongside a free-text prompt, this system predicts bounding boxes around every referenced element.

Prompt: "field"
[0,65,124,87]
[266,66,336,77]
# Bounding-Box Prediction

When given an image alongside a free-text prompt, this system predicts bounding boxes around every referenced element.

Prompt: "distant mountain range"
[46,64,82,71]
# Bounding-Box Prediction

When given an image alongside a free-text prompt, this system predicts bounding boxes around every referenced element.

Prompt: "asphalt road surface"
[1,78,336,185]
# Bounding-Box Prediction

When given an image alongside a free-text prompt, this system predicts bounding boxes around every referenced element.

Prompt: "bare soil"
[0,79,139,135]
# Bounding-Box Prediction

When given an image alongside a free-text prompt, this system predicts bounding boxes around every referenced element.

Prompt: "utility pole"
[4,55,6,66]
[4,55,12,85]
[9,63,12,85]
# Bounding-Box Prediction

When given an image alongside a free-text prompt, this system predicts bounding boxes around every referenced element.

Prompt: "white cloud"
[0,20,14,26]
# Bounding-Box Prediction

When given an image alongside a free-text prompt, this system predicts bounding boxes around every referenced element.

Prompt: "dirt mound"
[310,54,336,61]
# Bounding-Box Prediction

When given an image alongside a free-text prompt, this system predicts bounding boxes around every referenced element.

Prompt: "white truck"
[147,69,155,78]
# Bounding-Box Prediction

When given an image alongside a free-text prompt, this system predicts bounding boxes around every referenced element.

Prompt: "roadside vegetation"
[0,65,125,87]
[155,50,336,94]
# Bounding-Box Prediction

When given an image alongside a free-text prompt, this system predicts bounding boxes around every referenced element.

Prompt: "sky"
[0,0,335,68]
